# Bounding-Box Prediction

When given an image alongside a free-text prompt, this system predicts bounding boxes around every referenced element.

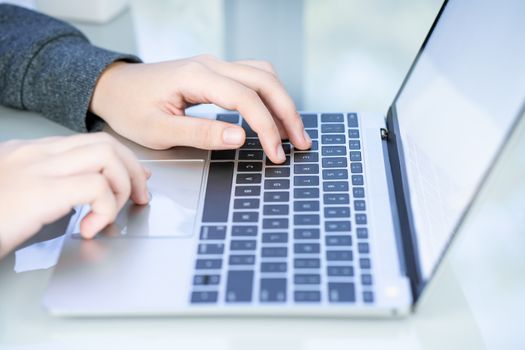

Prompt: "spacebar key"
[202,162,234,222]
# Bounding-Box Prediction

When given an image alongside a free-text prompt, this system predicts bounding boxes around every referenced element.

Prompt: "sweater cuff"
[22,35,142,132]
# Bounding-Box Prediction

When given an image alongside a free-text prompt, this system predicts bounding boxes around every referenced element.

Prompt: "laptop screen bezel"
[385,0,525,302]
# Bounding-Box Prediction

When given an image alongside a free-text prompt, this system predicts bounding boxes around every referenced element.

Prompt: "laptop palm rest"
[78,160,205,239]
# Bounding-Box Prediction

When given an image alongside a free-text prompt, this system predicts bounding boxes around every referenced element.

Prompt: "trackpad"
[99,160,205,238]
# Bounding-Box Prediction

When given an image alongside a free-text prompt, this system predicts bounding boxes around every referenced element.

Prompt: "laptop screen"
[394,0,525,280]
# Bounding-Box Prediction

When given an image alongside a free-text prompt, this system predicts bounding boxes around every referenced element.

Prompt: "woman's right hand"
[0,133,150,258]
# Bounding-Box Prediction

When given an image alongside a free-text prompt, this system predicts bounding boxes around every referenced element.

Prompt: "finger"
[234,60,277,75]
[150,113,246,150]
[52,174,118,239]
[44,133,149,205]
[196,56,311,150]
[42,144,132,209]
[180,63,286,163]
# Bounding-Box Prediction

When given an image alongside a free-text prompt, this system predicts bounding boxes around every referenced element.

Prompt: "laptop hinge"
[385,105,426,301]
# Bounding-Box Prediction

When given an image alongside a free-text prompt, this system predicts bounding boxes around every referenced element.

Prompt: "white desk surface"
[1,1,525,349]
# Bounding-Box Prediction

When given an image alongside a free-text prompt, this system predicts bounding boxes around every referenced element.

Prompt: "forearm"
[0,4,141,132]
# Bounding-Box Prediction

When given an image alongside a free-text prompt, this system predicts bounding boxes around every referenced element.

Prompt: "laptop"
[44,0,525,316]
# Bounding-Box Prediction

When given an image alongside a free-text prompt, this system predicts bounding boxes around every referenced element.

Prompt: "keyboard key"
[191,291,218,304]
[264,191,290,202]
[348,129,360,139]
[241,138,262,149]
[242,119,257,137]
[353,187,365,198]
[294,188,319,198]
[325,221,351,232]
[261,262,287,273]
[356,228,368,239]
[230,240,256,251]
[323,181,349,192]
[322,157,347,168]
[322,146,346,156]
[262,247,288,257]
[294,214,320,225]
[324,193,350,205]
[217,113,240,124]
[233,212,259,223]
[265,167,290,178]
[211,150,236,160]
[262,232,288,243]
[350,162,363,173]
[294,176,319,186]
[361,274,373,286]
[321,113,344,123]
[349,140,361,150]
[266,155,290,166]
[264,179,290,190]
[310,140,319,150]
[282,143,292,154]
[326,250,353,261]
[328,282,355,302]
[322,169,348,180]
[263,204,289,216]
[294,290,321,302]
[200,225,227,240]
[326,235,352,246]
[234,198,260,209]
[349,151,362,161]
[238,150,263,160]
[232,225,258,236]
[226,270,254,302]
[358,242,370,254]
[195,259,222,270]
[229,255,256,265]
[354,200,366,211]
[260,278,287,302]
[347,113,358,127]
[198,243,224,255]
[359,258,371,269]
[294,164,319,174]
[321,124,345,133]
[237,162,262,172]
[294,152,319,163]
[235,186,261,196]
[301,113,318,128]
[305,129,318,139]
[193,274,220,285]
[321,134,346,144]
[294,243,320,254]
[236,173,262,184]
[202,162,234,222]
[294,228,320,239]
[356,214,367,225]
[294,274,321,285]
[351,175,364,186]
[363,291,375,303]
[263,218,289,229]
[324,207,350,218]
[294,258,320,268]
[293,200,320,212]
[327,266,354,277]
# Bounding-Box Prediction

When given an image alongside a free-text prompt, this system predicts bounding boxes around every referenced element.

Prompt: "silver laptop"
[44,0,525,317]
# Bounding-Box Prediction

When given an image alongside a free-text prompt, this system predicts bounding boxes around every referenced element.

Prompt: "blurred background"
[6,0,444,113]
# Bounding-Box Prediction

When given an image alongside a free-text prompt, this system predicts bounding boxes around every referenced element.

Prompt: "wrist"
[89,61,132,121]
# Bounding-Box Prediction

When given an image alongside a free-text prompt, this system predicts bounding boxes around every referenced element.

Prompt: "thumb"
[150,114,246,150]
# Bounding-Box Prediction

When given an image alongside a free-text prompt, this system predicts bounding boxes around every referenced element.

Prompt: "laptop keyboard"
[190,113,374,305]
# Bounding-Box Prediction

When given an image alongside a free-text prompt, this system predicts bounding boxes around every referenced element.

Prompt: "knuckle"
[258,60,276,74]
[181,60,206,74]
[194,54,217,63]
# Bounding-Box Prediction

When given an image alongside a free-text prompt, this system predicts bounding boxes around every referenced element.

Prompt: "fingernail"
[143,166,152,178]
[303,129,312,144]
[222,127,244,145]
[275,144,286,163]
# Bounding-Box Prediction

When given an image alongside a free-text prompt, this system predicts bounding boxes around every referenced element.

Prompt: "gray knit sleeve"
[0,4,142,132]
